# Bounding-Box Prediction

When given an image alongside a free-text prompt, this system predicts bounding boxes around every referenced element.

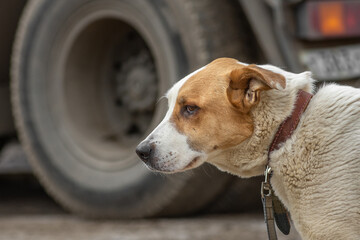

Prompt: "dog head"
[136,58,286,173]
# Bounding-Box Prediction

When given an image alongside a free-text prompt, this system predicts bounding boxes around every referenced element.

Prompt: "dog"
[136,58,360,240]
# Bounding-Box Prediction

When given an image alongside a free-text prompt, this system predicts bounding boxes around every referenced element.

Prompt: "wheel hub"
[115,51,157,112]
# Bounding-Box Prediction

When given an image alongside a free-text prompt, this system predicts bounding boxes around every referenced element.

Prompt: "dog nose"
[136,142,153,162]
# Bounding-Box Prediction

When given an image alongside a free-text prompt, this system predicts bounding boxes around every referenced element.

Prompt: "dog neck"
[208,70,314,179]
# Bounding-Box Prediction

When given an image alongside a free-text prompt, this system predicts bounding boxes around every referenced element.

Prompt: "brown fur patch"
[170,58,286,154]
[227,64,286,112]
[170,58,254,153]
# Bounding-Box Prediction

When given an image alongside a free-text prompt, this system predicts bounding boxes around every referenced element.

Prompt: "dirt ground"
[0,214,302,240]
[0,175,301,240]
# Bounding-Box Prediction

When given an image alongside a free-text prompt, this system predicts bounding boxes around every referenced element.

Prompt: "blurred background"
[0,0,359,239]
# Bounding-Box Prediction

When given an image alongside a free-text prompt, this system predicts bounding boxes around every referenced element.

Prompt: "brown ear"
[226,64,286,112]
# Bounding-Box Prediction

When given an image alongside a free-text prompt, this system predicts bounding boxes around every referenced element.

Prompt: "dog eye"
[184,105,199,116]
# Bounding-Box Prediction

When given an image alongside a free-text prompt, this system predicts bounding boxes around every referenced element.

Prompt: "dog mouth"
[144,156,202,173]
[183,157,201,170]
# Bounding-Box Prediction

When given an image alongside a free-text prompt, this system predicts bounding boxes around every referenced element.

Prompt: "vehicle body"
[0,0,359,217]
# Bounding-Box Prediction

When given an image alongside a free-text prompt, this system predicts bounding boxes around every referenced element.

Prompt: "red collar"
[268,90,313,159]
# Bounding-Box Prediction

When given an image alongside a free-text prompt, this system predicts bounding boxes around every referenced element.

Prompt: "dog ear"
[226,64,286,112]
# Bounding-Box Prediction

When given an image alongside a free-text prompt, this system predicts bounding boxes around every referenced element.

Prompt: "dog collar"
[268,90,313,155]
[261,90,313,240]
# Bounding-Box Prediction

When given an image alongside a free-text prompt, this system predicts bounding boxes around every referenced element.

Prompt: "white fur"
[269,84,360,240]
[207,66,360,239]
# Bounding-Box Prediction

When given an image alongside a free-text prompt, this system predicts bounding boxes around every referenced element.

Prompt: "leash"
[261,90,313,240]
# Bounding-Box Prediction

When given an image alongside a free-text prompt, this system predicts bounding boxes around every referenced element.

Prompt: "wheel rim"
[53,18,159,172]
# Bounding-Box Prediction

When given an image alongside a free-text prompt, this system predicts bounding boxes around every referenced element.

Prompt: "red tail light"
[297,1,360,40]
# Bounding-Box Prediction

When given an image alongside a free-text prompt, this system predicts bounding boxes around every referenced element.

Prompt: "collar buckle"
[261,166,273,199]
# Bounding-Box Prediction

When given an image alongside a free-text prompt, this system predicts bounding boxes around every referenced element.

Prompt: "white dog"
[136,58,360,240]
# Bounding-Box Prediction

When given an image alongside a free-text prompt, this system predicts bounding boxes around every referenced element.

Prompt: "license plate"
[300,45,360,81]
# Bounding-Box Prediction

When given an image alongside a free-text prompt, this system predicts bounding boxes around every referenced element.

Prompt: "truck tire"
[11,0,253,218]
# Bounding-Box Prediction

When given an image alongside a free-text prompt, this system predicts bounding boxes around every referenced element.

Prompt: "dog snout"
[136,141,154,162]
